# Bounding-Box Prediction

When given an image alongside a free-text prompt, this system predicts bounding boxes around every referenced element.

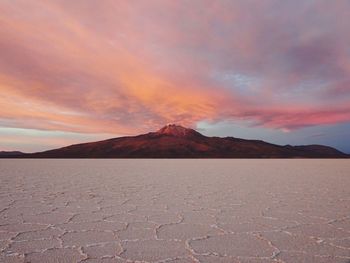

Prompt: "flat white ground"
[0,160,349,263]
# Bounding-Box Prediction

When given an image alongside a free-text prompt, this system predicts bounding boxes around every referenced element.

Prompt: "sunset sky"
[1,0,350,153]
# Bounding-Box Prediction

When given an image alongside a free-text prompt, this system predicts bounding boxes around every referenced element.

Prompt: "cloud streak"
[1,0,350,139]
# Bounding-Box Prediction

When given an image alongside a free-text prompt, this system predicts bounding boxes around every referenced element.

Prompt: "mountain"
[0,151,25,157]
[9,124,347,158]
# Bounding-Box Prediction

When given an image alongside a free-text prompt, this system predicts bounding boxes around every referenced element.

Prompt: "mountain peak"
[3,124,347,158]
[156,124,201,137]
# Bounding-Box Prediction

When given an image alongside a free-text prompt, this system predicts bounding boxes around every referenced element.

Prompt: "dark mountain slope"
[20,124,347,158]
[0,151,25,157]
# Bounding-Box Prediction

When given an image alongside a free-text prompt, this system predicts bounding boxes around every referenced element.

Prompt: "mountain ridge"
[1,124,348,158]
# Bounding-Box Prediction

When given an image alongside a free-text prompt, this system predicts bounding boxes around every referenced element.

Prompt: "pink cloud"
[0,0,350,135]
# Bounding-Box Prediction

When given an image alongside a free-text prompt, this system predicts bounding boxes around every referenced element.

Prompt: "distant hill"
[0,151,25,157]
[5,124,347,158]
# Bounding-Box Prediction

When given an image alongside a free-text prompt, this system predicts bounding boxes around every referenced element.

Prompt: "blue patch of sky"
[211,70,261,96]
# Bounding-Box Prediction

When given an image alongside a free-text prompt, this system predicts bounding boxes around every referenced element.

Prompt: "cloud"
[0,0,350,136]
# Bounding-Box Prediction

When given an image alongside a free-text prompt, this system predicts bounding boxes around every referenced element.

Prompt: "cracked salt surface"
[0,159,349,263]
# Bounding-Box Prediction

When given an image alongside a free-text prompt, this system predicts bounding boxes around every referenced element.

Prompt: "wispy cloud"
[1,0,350,140]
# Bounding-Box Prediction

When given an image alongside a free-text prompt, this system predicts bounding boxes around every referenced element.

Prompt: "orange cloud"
[0,0,350,139]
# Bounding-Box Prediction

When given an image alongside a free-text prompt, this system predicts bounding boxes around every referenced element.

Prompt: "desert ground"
[0,159,349,263]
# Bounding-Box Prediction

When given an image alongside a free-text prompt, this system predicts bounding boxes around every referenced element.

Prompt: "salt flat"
[0,160,349,263]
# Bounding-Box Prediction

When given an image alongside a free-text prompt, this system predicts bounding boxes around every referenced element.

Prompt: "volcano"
[6,124,347,158]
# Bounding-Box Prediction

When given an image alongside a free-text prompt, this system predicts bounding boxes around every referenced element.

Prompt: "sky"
[1,0,350,153]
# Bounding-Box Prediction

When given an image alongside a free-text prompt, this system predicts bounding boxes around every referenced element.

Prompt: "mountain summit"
[3,125,348,158]
[156,124,202,137]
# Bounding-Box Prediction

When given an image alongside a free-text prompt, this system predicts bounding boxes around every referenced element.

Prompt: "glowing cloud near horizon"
[1,0,350,151]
